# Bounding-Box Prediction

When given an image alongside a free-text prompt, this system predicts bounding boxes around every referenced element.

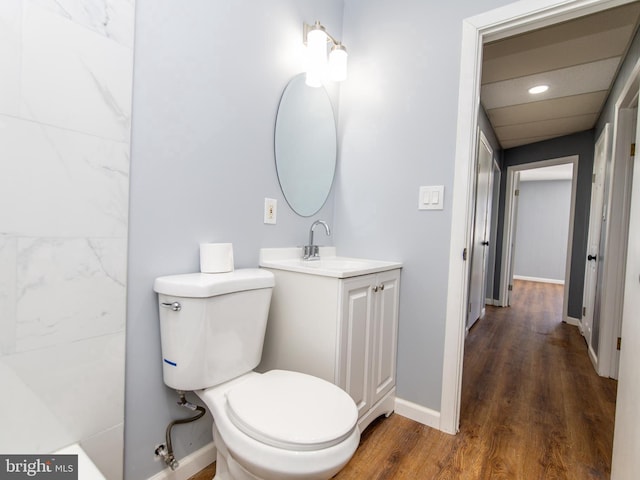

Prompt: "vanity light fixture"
[303,21,348,87]
[528,84,549,94]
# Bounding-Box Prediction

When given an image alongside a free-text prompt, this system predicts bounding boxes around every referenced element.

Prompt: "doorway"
[499,158,577,321]
[443,0,640,476]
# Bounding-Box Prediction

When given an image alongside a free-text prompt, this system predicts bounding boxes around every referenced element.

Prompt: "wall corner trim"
[147,442,216,480]
[394,398,442,432]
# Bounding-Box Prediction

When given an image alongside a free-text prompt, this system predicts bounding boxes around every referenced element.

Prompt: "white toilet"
[154,268,360,480]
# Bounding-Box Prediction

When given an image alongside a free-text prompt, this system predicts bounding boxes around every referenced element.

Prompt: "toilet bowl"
[154,269,360,480]
[197,371,359,480]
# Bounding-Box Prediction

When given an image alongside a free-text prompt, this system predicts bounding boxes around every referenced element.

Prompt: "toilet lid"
[225,370,358,451]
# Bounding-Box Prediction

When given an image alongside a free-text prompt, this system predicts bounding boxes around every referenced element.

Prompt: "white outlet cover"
[264,198,277,224]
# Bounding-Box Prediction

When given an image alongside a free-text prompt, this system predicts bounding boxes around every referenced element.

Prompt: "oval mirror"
[274,74,337,217]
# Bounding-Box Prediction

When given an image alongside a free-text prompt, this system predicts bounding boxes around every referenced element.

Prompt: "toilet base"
[213,424,260,480]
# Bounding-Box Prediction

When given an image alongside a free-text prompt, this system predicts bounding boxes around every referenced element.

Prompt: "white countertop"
[259,247,402,278]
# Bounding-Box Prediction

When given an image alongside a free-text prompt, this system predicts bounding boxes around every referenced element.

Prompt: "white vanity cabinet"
[258,261,401,431]
[337,270,400,425]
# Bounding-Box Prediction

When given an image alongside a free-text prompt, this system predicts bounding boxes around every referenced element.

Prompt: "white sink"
[259,248,402,278]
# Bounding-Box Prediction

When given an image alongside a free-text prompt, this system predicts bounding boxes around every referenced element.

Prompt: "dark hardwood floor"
[189,280,618,480]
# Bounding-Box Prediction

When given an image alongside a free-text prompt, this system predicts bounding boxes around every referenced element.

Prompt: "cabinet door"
[337,275,374,418]
[371,269,400,406]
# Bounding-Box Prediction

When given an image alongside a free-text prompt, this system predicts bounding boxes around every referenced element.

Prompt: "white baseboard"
[513,275,564,285]
[394,397,441,431]
[565,316,581,327]
[147,442,216,480]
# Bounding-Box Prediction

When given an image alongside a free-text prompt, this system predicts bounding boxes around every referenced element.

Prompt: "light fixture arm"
[303,21,344,50]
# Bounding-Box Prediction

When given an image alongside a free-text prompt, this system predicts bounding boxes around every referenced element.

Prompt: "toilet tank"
[154,268,275,391]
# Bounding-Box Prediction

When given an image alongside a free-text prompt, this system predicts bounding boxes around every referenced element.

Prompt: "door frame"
[499,156,578,319]
[596,59,640,379]
[441,0,636,435]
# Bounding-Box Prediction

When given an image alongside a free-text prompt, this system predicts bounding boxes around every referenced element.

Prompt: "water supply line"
[155,391,206,471]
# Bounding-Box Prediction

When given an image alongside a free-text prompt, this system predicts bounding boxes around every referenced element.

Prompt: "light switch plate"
[418,186,444,210]
[264,198,277,224]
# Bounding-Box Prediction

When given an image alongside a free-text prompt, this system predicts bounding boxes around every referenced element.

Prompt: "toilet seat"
[198,371,361,480]
[225,370,358,451]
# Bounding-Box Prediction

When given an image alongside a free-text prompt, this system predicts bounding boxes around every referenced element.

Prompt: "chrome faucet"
[303,220,331,260]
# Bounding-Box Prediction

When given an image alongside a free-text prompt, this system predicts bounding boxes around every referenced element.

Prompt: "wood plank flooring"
[189,280,618,480]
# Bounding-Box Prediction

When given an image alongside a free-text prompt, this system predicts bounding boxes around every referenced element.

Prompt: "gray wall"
[494,130,595,319]
[334,0,514,411]
[125,1,344,478]
[513,180,572,282]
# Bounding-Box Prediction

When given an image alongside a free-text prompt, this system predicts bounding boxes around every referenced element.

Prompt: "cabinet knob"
[373,285,379,292]
[379,284,385,291]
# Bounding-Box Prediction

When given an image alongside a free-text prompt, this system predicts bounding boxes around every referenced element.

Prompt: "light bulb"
[329,44,348,82]
[528,85,549,94]
[305,27,327,87]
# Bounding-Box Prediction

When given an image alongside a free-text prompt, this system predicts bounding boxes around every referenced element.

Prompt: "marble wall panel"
[0,237,17,355]
[3,332,125,444]
[15,237,126,353]
[20,5,133,141]
[0,358,75,453]
[0,116,129,238]
[0,0,133,468]
[30,0,135,48]
[0,1,22,117]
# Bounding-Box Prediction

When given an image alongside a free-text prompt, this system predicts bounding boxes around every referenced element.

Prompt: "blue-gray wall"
[125,1,344,478]
[335,0,515,411]
[513,180,572,282]
[494,130,595,319]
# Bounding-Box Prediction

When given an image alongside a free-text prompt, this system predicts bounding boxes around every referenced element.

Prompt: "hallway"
[334,280,618,479]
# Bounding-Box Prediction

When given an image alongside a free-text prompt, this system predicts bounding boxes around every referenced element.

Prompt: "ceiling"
[481,2,640,149]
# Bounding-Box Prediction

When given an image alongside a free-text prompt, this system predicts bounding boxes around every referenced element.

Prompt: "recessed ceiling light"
[528,85,549,94]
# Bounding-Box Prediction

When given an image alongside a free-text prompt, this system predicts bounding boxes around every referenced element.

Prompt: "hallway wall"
[513,179,572,283]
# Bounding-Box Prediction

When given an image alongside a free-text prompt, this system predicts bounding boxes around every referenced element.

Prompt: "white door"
[610,104,640,480]
[582,125,609,359]
[468,131,493,328]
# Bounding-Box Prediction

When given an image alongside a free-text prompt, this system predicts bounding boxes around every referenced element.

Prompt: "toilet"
[154,268,360,480]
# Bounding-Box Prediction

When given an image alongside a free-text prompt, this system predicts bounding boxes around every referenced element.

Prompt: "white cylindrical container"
[200,243,234,273]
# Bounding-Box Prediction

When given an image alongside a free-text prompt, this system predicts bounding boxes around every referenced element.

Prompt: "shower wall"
[0,1,134,479]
